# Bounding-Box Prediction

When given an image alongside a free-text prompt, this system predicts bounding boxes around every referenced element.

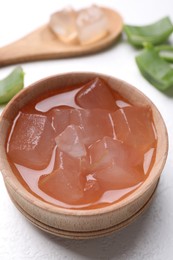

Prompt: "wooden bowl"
[0,72,168,239]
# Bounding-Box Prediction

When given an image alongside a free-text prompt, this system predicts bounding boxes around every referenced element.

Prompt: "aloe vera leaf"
[155,45,173,62]
[0,67,24,104]
[136,47,173,90]
[124,17,173,47]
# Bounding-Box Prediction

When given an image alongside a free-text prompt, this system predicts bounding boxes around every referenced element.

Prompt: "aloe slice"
[124,17,173,47]
[0,67,24,104]
[136,46,173,90]
[155,45,173,62]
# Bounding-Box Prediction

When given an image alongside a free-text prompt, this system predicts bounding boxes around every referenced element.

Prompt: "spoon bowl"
[0,7,123,67]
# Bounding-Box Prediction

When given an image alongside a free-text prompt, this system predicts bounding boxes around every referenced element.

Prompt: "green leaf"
[0,67,24,104]
[136,46,173,90]
[124,17,173,47]
[155,44,173,62]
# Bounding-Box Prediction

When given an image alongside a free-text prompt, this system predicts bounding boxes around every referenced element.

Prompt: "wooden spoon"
[0,8,123,67]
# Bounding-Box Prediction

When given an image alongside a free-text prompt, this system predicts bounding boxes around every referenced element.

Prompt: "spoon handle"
[0,25,66,67]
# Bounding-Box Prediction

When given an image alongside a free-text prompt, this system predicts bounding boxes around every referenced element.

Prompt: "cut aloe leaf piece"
[155,45,173,62]
[124,17,173,47]
[0,67,24,104]
[136,46,173,90]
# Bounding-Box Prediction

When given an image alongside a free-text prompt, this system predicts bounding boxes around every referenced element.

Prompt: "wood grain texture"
[0,8,123,67]
[0,72,168,239]
[7,180,159,239]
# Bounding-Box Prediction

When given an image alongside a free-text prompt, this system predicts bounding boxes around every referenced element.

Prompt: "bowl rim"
[0,71,169,216]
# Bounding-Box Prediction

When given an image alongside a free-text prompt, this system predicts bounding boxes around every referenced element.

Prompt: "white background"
[0,0,173,259]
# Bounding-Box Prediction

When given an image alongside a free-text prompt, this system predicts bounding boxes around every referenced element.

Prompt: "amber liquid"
[6,78,157,209]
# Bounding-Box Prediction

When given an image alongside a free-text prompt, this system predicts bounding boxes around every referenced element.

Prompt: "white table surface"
[0,0,173,259]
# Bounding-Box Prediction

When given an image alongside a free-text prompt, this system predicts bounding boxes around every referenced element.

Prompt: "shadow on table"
[33,192,159,260]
